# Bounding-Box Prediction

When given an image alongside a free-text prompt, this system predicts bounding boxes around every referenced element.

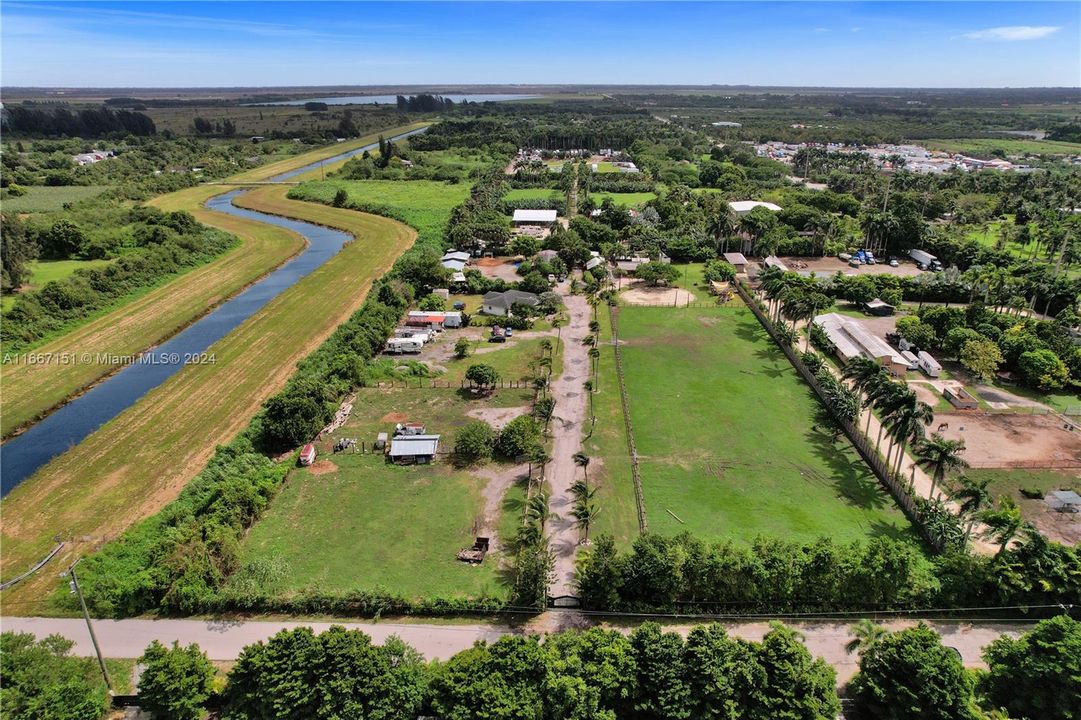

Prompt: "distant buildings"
[481,290,540,317]
[72,150,113,165]
[754,140,1033,174]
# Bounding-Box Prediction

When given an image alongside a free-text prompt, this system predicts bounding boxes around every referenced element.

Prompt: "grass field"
[580,307,644,547]
[504,188,563,203]
[288,179,471,244]
[1,259,112,311]
[441,334,561,385]
[237,388,522,599]
[613,306,920,544]
[925,137,1081,157]
[0,124,425,437]
[0,185,109,212]
[966,468,1081,544]
[588,191,657,207]
[0,187,416,605]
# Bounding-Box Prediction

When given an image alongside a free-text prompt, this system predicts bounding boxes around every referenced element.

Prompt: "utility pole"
[65,559,112,695]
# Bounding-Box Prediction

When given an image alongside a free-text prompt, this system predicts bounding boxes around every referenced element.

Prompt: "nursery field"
[0,185,109,213]
[613,306,920,544]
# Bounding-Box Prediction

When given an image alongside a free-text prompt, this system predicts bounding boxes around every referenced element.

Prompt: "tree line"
[2,105,156,137]
[6,615,1078,720]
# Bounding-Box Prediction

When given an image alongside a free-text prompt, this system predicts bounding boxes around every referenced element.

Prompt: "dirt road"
[545,287,593,599]
[2,614,1028,684]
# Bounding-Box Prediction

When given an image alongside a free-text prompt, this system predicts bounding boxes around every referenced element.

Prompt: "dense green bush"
[576,531,1081,615]
[137,641,215,720]
[0,632,110,720]
[980,615,1081,720]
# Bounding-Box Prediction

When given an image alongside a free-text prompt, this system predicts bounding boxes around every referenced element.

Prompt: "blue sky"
[2,2,1078,88]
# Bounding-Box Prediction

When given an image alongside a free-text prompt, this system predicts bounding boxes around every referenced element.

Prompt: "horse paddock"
[934,411,1081,468]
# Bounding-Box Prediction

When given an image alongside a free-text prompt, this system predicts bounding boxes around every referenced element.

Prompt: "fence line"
[733,281,939,551]
[967,459,1081,470]
[0,542,64,591]
[609,305,648,534]
[621,301,744,310]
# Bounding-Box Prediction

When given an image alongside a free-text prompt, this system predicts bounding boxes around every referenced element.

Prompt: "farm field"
[0,185,109,212]
[288,179,471,243]
[614,306,921,544]
[1,258,111,311]
[0,124,424,437]
[0,188,416,605]
[924,137,1081,157]
[237,387,528,599]
[966,468,1081,546]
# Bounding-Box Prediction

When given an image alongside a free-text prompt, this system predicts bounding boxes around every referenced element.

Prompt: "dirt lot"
[474,256,523,283]
[934,411,1081,468]
[620,280,695,307]
[781,256,925,278]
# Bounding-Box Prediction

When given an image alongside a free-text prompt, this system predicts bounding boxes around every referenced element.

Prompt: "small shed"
[763,256,789,272]
[723,252,749,272]
[299,444,316,467]
[1046,490,1081,513]
[388,434,440,465]
[374,432,388,450]
[864,298,895,316]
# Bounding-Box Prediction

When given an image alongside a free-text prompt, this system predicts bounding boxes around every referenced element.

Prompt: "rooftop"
[513,209,558,223]
[730,200,782,214]
[388,434,441,457]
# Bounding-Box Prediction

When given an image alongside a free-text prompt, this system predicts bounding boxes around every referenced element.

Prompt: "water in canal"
[0,129,425,495]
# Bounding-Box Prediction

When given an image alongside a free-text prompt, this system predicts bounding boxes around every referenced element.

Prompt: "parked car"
[504,328,513,338]
[849,259,861,268]
[888,258,899,267]
[839,252,852,261]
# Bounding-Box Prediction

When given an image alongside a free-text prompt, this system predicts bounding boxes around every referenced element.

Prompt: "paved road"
[2,614,1028,683]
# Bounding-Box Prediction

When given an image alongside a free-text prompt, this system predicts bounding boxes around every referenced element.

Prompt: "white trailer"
[443,311,463,328]
[908,249,942,271]
[386,337,423,354]
[917,350,942,377]
[901,350,920,370]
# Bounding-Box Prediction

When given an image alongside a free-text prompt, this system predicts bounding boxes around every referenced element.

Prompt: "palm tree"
[868,381,908,458]
[982,497,1026,557]
[573,452,591,483]
[845,619,887,656]
[914,434,969,499]
[951,476,992,540]
[842,358,888,436]
[886,395,933,477]
[527,490,557,534]
[571,500,600,545]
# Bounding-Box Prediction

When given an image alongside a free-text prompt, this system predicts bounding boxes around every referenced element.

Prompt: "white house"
[814,313,909,376]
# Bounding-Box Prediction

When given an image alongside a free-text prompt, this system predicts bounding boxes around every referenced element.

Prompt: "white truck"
[908,249,942,271]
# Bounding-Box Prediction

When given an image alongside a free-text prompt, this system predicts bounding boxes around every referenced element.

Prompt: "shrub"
[138,640,215,720]
[454,421,496,465]
[496,415,541,459]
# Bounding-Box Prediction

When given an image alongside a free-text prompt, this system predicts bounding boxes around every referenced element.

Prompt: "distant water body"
[247,93,538,106]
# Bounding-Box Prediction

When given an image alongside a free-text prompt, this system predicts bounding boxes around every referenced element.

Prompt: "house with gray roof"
[482,290,540,317]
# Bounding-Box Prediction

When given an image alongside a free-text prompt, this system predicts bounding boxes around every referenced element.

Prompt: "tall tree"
[914,434,969,499]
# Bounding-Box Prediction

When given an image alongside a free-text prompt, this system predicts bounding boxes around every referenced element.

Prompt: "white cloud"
[961,26,1061,41]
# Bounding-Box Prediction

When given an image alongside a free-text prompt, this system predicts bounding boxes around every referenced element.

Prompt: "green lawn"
[0,185,109,212]
[442,334,562,386]
[289,179,472,244]
[1,259,111,311]
[504,188,563,202]
[588,192,657,208]
[614,306,921,545]
[965,468,1080,537]
[236,388,520,600]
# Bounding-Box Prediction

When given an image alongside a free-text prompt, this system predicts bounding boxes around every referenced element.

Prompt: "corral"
[606,306,920,544]
[967,468,1081,546]
[933,411,1081,469]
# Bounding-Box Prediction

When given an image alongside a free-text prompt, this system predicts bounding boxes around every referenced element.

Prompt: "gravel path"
[545,287,592,599]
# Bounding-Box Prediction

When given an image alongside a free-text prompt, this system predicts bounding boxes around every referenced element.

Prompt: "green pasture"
[0,185,109,213]
[441,333,562,386]
[925,137,1081,158]
[614,306,921,545]
[504,188,563,202]
[588,191,657,207]
[289,179,472,243]
[1,259,111,311]
[237,388,521,600]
